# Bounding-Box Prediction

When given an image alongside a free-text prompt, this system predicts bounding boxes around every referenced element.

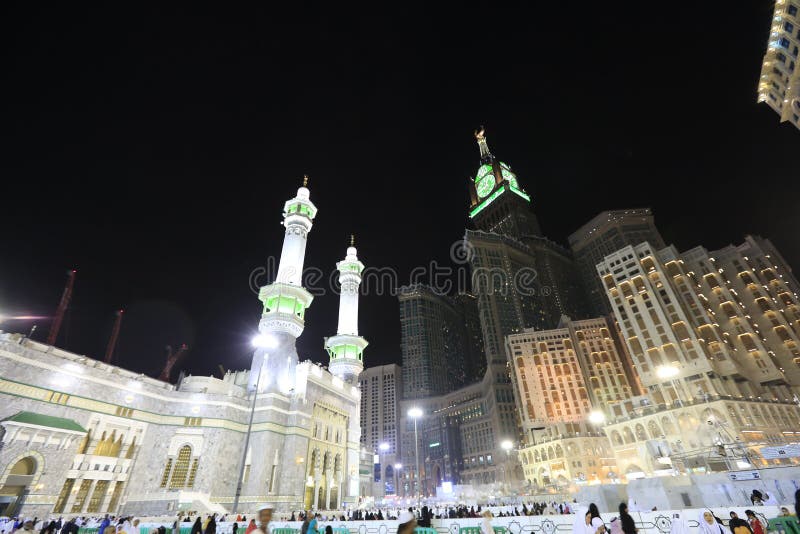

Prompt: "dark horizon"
[1,3,798,381]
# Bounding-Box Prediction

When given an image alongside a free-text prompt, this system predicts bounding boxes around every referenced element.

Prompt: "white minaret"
[249,176,317,393]
[325,236,368,384]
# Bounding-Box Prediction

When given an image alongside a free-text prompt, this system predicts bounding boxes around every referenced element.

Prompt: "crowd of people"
[0,516,141,534]
[0,488,797,534]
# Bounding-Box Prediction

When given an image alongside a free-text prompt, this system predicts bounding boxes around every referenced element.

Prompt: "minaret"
[249,176,317,393]
[325,236,368,384]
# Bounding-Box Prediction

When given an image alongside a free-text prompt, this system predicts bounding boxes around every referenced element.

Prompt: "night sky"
[1,4,798,381]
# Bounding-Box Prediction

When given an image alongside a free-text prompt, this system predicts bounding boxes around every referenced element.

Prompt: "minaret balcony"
[324,334,368,362]
[259,283,314,336]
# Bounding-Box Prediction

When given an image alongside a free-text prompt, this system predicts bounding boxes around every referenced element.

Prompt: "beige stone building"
[506,316,639,489]
[757,0,800,130]
[595,236,800,478]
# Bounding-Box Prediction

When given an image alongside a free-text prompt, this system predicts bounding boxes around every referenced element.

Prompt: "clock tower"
[467,128,541,239]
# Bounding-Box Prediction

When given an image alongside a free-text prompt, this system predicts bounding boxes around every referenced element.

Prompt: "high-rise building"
[757,0,800,130]
[506,316,640,488]
[359,364,401,498]
[397,128,592,495]
[569,209,665,316]
[398,285,482,399]
[465,129,587,367]
[595,238,800,477]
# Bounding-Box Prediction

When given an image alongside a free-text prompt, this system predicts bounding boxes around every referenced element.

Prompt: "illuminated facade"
[757,0,800,130]
[569,209,665,316]
[595,237,800,477]
[358,364,401,498]
[0,181,363,517]
[506,316,640,489]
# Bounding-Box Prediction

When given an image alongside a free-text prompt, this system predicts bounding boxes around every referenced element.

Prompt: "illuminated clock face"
[501,168,519,189]
[476,174,495,198]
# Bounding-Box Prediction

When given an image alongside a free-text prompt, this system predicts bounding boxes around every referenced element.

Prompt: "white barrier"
[136,507,793,534]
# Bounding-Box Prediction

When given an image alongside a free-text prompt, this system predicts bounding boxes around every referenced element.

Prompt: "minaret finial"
[475,125,492,162]
[350,234,355,247]
[303,174,309,187]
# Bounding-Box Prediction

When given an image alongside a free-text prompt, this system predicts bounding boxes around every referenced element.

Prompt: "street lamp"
[588,410,606,425]
[377,442,390,497]
[408,407,423,508]
[232,333,277,513]
[500,440,514,494]
[394,462,403,497]
[656,364,684,404]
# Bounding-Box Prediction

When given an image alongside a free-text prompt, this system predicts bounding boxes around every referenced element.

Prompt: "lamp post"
[378,442,390,498]
[500,439,513,495]
[393,462,402,498]
[408,407,423,508]
[656,364,684,404]
[232,333,277,513]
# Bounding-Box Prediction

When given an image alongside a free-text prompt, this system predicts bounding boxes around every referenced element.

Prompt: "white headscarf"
[697,510,724,534]
[573,505,589,534]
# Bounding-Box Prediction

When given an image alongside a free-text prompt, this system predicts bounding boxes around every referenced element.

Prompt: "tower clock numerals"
[476,174,495,198]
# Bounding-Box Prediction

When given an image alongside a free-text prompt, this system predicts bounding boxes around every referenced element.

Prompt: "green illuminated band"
[326,343,365,362]
[469,186,530,218]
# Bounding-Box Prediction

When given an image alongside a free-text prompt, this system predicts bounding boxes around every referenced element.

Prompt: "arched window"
[169,445,192,488]
[648,421,663,439]
[125,437,137,460]
[622,427,635,444]
[634,424,647,441]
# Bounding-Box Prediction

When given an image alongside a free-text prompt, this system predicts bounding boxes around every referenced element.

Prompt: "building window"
[107,482,124,513]
[187,458,200,488]
[87,480,109,513]
[169,445,193,488]
[160,458,173,488]
[789,4,798,16]
[71,479,93,513]
[53,479,75,513]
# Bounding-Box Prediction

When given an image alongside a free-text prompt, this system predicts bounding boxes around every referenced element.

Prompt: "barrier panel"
[135,507,794,534]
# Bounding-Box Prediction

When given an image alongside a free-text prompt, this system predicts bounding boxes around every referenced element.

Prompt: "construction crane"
[104,309,124,364]
[158,343,189,382]
[47,269,77,346]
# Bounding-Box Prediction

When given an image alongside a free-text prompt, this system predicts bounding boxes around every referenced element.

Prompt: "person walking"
[253,505,272,534]
[744,511,764,534]
[698,511,726,534]
[619,503,636,534]
[480,511,494,534]
[728,512,751,534]
[190,518,202,534]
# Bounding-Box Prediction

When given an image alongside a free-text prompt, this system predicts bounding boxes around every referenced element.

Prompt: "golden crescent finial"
[350,234,355,247]
[303,174,309,187]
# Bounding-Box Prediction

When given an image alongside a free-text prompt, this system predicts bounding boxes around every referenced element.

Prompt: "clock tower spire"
[468,127,541,238]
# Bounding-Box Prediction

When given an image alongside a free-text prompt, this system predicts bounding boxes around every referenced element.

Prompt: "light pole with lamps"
[393,462,402,498]
[232,333,277,513]
[407,407,423,508]
[656,364,685,404]
[377,441,390,497]
[500,439,513,495]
